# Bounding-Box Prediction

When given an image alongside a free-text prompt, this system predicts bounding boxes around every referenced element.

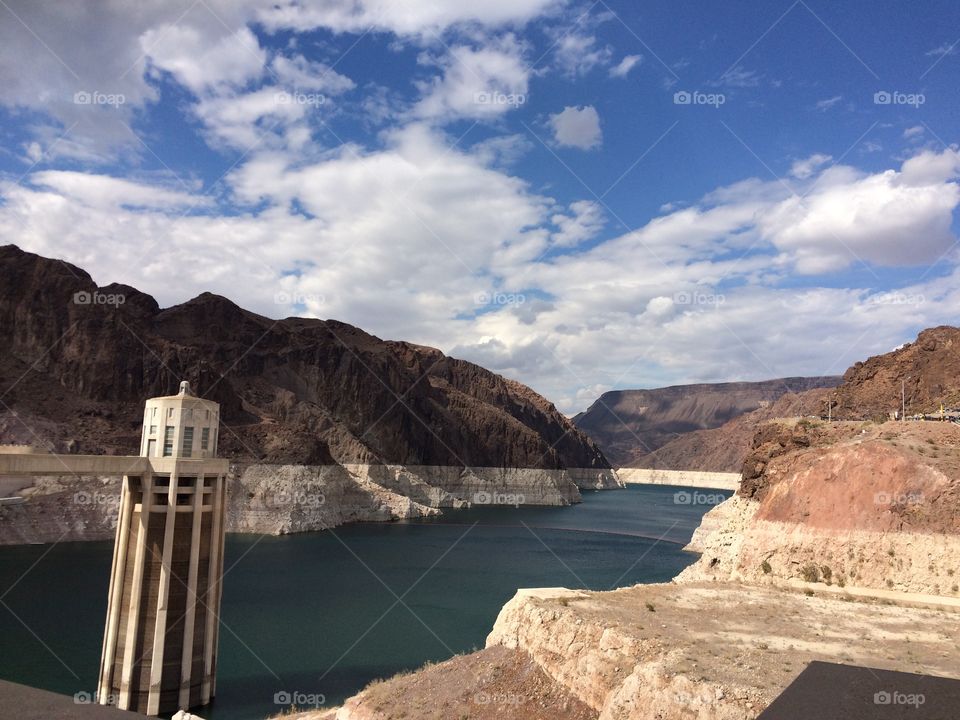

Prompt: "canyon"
[0,245,619,543]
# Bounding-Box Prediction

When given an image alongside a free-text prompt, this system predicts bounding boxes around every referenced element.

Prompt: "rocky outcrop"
[481,582,960,720]
[0,459,611,544]
[0,244,618,540]
[573,378,839,467]
[0,244,611,477]
[832,326,960,420]
[678,420,960,596]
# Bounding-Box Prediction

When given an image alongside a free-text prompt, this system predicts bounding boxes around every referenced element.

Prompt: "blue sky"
[1,0,959,412]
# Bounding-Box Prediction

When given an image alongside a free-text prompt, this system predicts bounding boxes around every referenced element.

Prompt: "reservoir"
[0,484,727,719]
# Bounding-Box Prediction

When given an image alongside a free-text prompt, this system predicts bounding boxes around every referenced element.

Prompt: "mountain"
[0,245,612,484]
[573,377,841,467]
[831,326,960,419]
[630,326,960,472]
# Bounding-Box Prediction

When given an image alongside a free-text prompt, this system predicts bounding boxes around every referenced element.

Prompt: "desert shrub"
[800,563,821,583]
[645,602,656,612]
[820,565,832,582]
[761,560,772,574]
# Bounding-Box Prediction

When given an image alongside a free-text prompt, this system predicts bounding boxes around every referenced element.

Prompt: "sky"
[0,0,959,414]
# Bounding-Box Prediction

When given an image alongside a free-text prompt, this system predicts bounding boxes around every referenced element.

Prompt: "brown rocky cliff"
[574,378,840,467]
[0,244,610,475]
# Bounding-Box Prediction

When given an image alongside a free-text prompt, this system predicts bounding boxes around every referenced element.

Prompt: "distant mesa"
[574,377,841,468]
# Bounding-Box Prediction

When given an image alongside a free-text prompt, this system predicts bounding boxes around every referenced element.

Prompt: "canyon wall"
[0,462,601,545]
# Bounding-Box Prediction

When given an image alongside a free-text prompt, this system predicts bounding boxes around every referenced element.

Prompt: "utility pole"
[901,378,906,422]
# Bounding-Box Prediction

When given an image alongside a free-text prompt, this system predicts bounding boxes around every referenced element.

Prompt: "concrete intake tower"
[97,381,229,715]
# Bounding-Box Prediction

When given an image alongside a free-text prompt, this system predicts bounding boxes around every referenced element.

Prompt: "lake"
[0,484,727,719]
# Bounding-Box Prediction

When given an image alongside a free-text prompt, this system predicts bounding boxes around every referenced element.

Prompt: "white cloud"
[142,25,266,94]
[548,105,602,150]
[256,0,562,37]
[412,40,530,121]
[552,32,612,76]
[551,201,605,247]
[609,54,642,78]
[926,42,958,57]
[815,95,843,111]
[903,125,924,140]
[790,153,832,179]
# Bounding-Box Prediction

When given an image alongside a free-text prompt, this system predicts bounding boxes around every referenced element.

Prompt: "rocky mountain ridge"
[573,377,840,467]
[0,245,611,477]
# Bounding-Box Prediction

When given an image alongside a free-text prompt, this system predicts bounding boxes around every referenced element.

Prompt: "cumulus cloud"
[609,54,642,78]
[552,32,612,76]
[548,105,602,150]
[4,146,960,413]
[412,40,530,121]
[790,153,832,179]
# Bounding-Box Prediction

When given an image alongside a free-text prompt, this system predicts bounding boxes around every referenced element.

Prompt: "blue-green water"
[0,485,726,719]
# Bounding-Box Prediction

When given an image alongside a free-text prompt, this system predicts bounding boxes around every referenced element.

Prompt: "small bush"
[761,560,772,574]
[804,589,814,597]
[800,563,821,583]
[645,602,656,612]
[820,565,832,582]
[837,576,846,588]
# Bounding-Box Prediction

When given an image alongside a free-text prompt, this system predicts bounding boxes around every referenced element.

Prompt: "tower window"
[162,427,174,457]
[182,426,194,457]
[148,425,156,435]
[201,427,210,451]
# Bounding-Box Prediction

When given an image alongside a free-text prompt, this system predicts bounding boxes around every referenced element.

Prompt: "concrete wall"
[616,468,741,491]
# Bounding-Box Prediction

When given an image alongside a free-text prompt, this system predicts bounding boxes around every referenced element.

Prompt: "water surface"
[0,485,726,719]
